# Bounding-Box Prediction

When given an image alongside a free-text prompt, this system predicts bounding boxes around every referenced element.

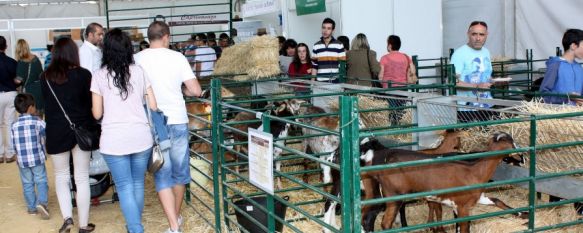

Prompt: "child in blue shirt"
[11,93,49,219]
[539,29,583,105]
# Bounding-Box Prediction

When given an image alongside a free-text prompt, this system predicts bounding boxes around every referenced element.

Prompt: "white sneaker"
[164,228,182,233]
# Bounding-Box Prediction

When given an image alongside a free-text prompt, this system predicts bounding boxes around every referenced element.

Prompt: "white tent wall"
[442,0,513,59]
[516,0,583,62]
[444,0,583,66]
[281,0,342,50]
[340,0,393,61]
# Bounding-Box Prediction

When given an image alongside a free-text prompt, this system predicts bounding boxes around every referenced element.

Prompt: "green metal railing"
[178,51,583,232]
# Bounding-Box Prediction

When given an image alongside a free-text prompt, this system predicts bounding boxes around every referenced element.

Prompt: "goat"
[321,130,467,233]
[361,132,522,233]
[187,86,236,167]
[297,106,339,185]
[358,130,466,231]
[360,130,527,232]
[229,99,303,189]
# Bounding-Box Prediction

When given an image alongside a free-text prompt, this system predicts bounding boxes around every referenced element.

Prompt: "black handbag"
[45,79,101,151]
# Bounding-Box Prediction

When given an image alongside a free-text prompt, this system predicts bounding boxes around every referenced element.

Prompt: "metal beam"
[492,163,583,200]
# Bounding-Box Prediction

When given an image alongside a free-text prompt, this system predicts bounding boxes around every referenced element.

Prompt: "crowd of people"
[0,15,582,233]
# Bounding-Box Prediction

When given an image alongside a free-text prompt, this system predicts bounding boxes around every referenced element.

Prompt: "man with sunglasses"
[451,21,495,122]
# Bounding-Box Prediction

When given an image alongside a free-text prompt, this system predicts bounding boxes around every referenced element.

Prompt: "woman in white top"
[90,28,157,233]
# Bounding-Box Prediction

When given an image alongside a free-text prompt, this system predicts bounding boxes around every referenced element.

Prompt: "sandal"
[79,223,96,233]
[58,218,74,233]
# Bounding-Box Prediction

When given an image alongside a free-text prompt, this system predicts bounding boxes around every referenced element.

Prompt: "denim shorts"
[154,124,191,192]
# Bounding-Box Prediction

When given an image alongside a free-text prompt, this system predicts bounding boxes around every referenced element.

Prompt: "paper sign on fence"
[248,128,274,195]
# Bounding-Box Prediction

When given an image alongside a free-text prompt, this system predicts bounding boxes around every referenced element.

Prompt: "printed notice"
[248,128,274,195]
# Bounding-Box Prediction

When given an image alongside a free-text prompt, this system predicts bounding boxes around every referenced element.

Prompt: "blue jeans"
[18,164,49,212]
[102,147,152,233]
[154,124,190,192]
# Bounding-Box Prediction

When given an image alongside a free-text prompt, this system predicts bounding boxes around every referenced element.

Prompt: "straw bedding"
[213,36,280,80]
[176,99,582,233]
[328,95,414,142]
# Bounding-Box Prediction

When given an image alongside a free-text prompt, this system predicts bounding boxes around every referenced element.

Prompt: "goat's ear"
[276,102,287,113]
[200,89,210,99]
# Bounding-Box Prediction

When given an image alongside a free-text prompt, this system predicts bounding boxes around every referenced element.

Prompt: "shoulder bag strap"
[24,60,32,87]
[45,79,74,127]
[141,67,156,142]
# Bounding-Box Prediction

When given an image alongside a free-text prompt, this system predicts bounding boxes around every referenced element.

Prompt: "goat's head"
[270,99,306,117]
[359,137,387,166]
[490,132,524,164]
[186,102,212,130]
[200,87,236,99]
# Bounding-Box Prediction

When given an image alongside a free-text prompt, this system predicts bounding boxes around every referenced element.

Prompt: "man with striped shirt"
[311,18,346,82]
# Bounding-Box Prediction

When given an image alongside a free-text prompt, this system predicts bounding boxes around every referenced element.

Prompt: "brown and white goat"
[361,132,522,233]
[297,106,339,185]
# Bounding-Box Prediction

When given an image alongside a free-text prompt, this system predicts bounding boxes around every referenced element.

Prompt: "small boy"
[539,29,583,105]
[11,93,49,219]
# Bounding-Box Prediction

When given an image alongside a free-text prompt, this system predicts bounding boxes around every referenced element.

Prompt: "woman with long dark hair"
[41,37,96,233]
[287,43,313,95]
[90,28,157,233]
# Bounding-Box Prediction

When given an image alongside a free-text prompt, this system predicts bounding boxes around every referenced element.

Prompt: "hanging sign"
[241,0,279,18]
[295,0,326,16]
[168,14,229,26]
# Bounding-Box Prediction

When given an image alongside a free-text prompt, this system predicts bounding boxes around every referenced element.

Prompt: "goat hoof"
[518,211,530,219]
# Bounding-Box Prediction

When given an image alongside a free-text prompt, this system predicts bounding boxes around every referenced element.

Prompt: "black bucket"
[233,195,289,233]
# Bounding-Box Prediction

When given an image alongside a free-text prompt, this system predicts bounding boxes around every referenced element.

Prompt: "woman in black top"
[41,37,96,233]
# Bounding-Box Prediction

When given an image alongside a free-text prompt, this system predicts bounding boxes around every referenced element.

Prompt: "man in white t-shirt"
[192,33,217,78]
[79,22,104,72]
[134,21,202,233]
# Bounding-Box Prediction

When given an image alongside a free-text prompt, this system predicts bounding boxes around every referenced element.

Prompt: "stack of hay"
[461,100,583,173]
[213,36,280,81]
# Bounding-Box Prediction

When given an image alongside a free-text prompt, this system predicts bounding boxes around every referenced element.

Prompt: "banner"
[295,0,326,16]
[168,14,229,26]
[241,0,279,18]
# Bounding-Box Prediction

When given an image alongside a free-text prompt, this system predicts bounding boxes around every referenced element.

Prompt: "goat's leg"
[398,204,408,227]
[478,193,529,219]
[361,177,381,232]
[380,201,402,230]
[275,155,283,190]
[321,152,335,184]
[427,202,446,233]
[303,144,313,183]
[323,200,338,233]
[456,205,471,233]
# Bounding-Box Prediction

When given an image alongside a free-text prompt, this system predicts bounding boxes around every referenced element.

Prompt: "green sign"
[296,0,326,16]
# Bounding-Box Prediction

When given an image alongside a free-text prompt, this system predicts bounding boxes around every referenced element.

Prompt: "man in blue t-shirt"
[539,29,583,105]
[451,21,496,122]
[451,21,493,108]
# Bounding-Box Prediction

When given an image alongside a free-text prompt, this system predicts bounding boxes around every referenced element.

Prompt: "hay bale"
[248,36,280,79]
[213,36,280,79]
[214,43,251,75]
[461,100,583,173]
